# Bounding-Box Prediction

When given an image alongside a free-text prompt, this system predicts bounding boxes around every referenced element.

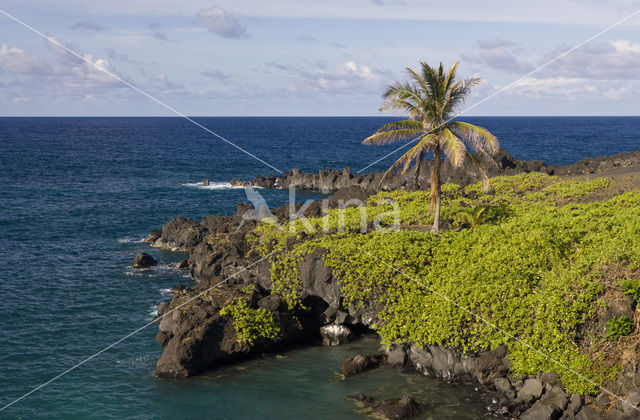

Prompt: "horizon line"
[1,115,640,118]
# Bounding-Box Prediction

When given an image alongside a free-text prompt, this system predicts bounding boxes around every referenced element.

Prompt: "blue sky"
[1,0,640,116]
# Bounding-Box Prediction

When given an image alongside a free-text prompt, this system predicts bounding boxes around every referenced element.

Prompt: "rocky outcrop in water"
[155,283,308,378]
[339,354,386,377]
[133,252,157,268]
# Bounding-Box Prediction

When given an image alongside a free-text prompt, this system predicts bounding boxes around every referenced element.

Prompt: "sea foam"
[182,181,248,190]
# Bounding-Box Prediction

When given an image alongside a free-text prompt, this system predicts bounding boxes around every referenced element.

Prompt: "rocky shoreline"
[142,150,640,419]
[229,149,640,192]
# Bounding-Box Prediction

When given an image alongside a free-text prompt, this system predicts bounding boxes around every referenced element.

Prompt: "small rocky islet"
[139,149,640,419]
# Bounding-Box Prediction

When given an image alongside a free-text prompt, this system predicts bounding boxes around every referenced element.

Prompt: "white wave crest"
[182,181,248,190]
[118,236,146,244]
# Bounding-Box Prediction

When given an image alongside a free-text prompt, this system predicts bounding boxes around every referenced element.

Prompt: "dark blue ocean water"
[1,116,640,419]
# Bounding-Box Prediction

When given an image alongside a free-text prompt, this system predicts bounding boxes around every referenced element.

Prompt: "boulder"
[133,252,157,268]
[371,396,424,420]
[541,385,569,411]
[542,372,561,386]
[319,324,352,346]
[567,393,584,414]
[518,378,544,404]
[520,400,562,420]
[339,354,386,377]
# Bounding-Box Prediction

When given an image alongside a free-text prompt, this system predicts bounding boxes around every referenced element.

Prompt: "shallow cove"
[155,335,493,419]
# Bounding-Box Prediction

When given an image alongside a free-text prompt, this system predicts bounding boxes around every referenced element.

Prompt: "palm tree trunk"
[413,151,424,189]
[430,145,442,233]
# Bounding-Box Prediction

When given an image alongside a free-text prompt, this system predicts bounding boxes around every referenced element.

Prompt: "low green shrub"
[220,297,280,345]
[249,174,640,394]
[622,280,640,302]
[606,316,634,341]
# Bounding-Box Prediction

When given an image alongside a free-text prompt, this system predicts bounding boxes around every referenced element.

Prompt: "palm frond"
[363,120,424,145]
[376,134,435,188]
[441,129,467,167]
[465,151,490,192]
[450,121,499,154]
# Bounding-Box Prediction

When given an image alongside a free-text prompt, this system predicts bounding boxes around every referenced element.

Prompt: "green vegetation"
[454,205,489,229]
[622,280,640,302]
[606,317,634,341]
[363,61,499,232]
[247,172,640,394]
[220,297,280,345]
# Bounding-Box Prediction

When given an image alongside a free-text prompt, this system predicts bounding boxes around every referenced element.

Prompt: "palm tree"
[363,61,499,232]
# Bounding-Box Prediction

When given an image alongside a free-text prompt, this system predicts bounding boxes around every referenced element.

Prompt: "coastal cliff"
[147,150,640,419]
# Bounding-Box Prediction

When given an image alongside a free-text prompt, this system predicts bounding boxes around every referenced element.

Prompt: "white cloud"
[541,39,640,80]
[465,38,532,73]
[0,44,52,75]
[196,7,249,39]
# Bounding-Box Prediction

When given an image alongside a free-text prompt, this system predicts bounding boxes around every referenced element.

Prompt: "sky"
[1,0,640,116]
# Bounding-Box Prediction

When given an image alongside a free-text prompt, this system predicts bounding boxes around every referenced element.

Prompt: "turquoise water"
[2,117,640,418]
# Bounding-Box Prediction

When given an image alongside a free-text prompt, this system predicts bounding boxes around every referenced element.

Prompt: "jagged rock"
[541,384,569,411]
[567,393,584,414]
[203,178,209,186]
[145,229,162,243]
[542,372,561,386]
[518,378,544,404]
[339,354,386,377]
[371,396,424,420]
[320,324,352,346]
[155,216,208,251]
[175,259,189,269]
[520,400,562,420]
[133,252,157,268]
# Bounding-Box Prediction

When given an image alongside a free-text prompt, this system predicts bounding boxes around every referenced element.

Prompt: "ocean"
[1,116,640,418]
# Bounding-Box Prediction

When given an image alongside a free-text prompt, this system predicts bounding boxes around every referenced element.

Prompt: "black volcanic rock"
[133,252,157,268]
[339,354,386,377]
[155,284,307,378]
